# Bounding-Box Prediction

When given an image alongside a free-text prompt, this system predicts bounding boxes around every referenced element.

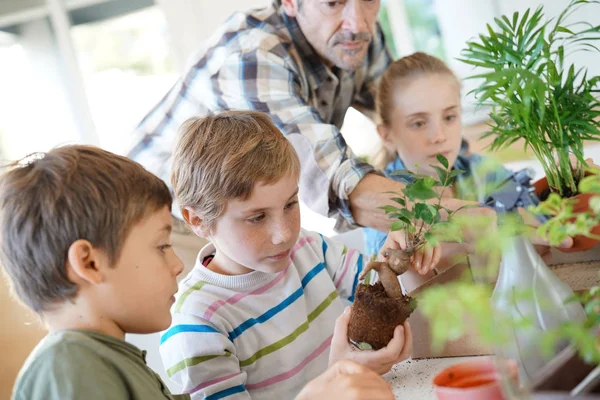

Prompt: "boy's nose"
[172,253,184,277]
[272,219,292,245]
[342,0,369,33]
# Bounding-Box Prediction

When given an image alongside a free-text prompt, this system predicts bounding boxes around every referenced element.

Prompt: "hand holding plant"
[330,306,413,375]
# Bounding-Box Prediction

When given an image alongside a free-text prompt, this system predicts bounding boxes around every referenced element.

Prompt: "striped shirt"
[160,229,365,399]
[127,2,391,230]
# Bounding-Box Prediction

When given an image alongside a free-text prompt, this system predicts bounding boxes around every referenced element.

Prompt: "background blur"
[1,1,599,398]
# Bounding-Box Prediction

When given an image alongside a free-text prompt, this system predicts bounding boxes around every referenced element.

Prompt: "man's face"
[283,0,381,71]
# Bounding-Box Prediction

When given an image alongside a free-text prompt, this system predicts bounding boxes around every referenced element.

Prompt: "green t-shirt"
[12,330,190,400]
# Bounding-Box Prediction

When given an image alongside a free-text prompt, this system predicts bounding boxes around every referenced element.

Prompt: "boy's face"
[98,206,183,334]
[378,74,462,176]
[207,172,301,275]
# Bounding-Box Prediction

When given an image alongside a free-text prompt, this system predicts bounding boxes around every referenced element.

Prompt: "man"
[128,0,512,238]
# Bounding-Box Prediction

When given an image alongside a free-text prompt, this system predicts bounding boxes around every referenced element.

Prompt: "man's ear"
[66,240,105,286]
[183,207,210,238]
[281,0,299,17]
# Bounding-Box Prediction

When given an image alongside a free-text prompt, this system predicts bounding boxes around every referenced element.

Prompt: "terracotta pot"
[433,359,518,400]
[533,177,600,252]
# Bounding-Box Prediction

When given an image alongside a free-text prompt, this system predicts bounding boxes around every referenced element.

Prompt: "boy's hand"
[295,359,394,400]
[384,230,441,275]
[329,307,413,375]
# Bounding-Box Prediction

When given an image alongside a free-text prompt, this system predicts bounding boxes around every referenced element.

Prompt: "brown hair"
[0,145,172,313]
[172,110,301,231]
[374,52,460,169]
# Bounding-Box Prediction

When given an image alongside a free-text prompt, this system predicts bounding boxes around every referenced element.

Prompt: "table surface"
[386,356,484,399]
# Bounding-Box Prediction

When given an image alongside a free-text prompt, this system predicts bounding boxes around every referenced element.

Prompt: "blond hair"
[172,110,301,231]
[0,145,172,313]
[374,52,460,169]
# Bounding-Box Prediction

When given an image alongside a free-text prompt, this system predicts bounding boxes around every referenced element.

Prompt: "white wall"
[155,0,271,72]
[434,0,498,123]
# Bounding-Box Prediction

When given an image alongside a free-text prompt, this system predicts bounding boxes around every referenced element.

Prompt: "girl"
[364,52,510,288]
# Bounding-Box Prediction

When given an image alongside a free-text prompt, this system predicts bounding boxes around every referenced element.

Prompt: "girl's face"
[378,73,462,176]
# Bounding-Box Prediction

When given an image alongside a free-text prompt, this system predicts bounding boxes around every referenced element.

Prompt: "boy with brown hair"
[2,145,397,400]
[1,145,187,399]
[163,111,438,399]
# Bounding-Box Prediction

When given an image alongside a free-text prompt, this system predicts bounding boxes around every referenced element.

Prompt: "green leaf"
[432,166,449,186]
[403,179,439,201]
[400,207,414,218]
[390,220,407,231]
[556,25,575,35]
[379,205,399,215]
[590,196,600,213]
[436,153,449,169]
[390,197,406,207]
[415,203,434,224]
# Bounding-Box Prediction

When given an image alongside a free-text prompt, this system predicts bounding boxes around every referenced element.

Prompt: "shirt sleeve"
[159,314,251,400]
[313,231,366,303]
[13,344,129,400]
[214,48,380,228]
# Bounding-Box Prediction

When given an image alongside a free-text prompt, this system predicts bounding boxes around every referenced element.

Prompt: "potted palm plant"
[460,0,600,251]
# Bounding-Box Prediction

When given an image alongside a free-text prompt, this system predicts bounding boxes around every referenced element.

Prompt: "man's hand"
[329,306,413,375]
[295,359,394,400]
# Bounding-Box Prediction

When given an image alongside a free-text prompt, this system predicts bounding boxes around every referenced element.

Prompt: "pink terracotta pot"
[433,359,519,400]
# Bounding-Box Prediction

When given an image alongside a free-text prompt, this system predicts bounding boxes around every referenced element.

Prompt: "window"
[71,6,177,154]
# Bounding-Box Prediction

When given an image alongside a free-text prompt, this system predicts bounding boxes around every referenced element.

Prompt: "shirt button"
[320,100,328,106]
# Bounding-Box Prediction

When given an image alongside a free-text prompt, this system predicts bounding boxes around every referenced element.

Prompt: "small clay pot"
[534,176,600,252]
[433,358,519,400]
[347,281,415,350]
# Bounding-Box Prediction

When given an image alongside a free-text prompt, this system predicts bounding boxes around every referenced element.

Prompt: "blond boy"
[163,111,436,399]
[2,145,396,400]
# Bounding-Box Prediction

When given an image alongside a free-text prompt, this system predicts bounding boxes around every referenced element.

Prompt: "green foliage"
[540,286,600,364]
[460,0,600,197]
[530,167,600,246]
[382,154,464,251]
[419,277,537,352]
[420,208,600,363]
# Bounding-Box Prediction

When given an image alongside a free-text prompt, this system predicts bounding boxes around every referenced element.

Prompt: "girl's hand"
[411,242,441,275]
[383,230,441,275]
[329,306,413,375]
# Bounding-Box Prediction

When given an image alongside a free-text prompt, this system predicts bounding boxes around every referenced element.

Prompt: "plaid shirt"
[128,2,391,229]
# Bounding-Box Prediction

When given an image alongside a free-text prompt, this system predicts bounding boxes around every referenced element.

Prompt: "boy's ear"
[280,0,298,17]
[182,206,210,238]
[377,124,392,144]
[66,240,105,286]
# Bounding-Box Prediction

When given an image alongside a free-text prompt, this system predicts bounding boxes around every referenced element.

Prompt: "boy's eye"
[158,244,172,253]
[445,115,457,122]
[248,214,265,223]
[285,200,298,210]
[412,120,426,128]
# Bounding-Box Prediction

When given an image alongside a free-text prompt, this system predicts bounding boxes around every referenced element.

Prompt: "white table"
[386,356,484,399]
